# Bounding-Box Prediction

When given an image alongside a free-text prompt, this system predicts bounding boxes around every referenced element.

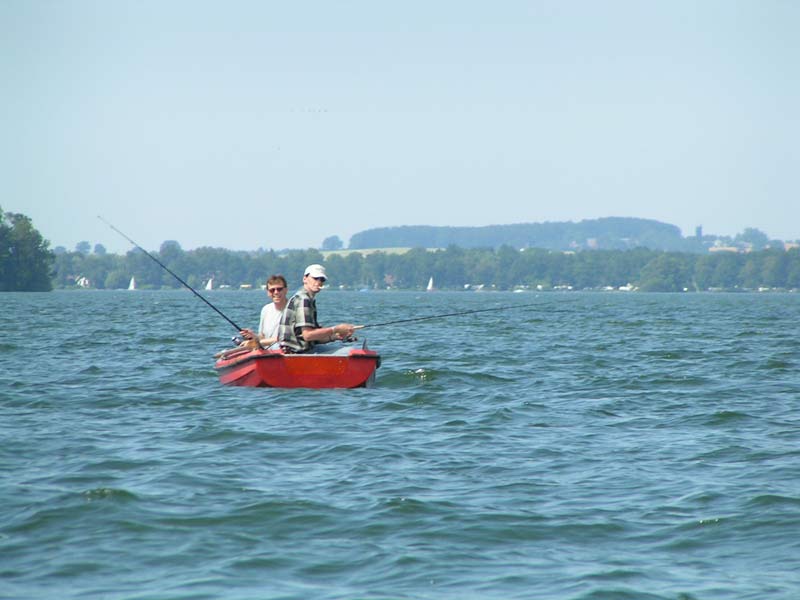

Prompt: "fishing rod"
[98,216,243,332]
[359,302,540,329]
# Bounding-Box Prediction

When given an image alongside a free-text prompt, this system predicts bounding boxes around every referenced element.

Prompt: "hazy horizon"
[3,1,798,254]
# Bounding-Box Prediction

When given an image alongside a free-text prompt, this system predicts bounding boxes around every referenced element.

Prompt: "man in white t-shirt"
[240,274,289,348]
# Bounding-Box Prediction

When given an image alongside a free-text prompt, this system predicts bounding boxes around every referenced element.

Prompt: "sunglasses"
[268,286,285,293]
[311,277,326,283]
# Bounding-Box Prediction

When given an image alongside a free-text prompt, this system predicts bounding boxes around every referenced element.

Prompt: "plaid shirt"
[278,289,319,353]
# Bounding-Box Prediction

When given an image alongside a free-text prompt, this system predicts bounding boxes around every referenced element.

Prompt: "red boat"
[214,343,381,388]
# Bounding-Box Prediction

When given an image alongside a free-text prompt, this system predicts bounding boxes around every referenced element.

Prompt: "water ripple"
[2,291,800,599]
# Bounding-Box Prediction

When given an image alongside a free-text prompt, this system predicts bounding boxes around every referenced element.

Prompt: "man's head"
[303,264,327,295]
[266,274,288,305]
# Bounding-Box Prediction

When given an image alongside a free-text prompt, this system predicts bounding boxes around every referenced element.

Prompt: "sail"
[205,278,214,291]
[426,277,434,292]
[127,276,136,291]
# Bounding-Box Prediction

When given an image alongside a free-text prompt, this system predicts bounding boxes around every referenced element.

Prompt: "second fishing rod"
[358,302,539,330]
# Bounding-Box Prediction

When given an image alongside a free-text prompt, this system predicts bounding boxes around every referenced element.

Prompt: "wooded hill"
[350,217,717,253]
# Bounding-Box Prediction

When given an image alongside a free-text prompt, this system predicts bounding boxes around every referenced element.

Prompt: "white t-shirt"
[258,303,283,339]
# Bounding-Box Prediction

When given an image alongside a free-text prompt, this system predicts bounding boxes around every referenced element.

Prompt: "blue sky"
[2,1,798,253]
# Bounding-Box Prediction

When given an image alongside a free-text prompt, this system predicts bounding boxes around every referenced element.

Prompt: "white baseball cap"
[304,264,327,279]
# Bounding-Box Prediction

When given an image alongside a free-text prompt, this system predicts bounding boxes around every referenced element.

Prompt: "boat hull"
[214,346,380,388]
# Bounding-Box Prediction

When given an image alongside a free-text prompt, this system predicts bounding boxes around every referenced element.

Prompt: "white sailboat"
[426,276,434,292]
[127,276,136,291]
[205,277,214,291]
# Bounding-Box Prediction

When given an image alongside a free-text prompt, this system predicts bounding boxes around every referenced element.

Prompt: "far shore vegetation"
[2,208,799,292]
[0,208,53,292]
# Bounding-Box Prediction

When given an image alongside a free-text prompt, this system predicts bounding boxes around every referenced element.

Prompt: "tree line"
[0,208,54,291]
[53,243,800,292]
[3,208,799,293]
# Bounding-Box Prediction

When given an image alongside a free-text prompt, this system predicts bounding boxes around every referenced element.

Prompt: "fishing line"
[359,302,539,329]
[98,216,243,332]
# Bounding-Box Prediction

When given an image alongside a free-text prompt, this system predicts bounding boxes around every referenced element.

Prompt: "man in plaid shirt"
[279,264,357,353]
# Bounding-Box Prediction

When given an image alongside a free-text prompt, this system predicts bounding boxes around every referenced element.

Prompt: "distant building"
[695,225,703,238]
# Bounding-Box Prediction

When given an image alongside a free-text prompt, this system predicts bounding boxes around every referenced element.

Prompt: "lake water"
[1,290,799,599]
